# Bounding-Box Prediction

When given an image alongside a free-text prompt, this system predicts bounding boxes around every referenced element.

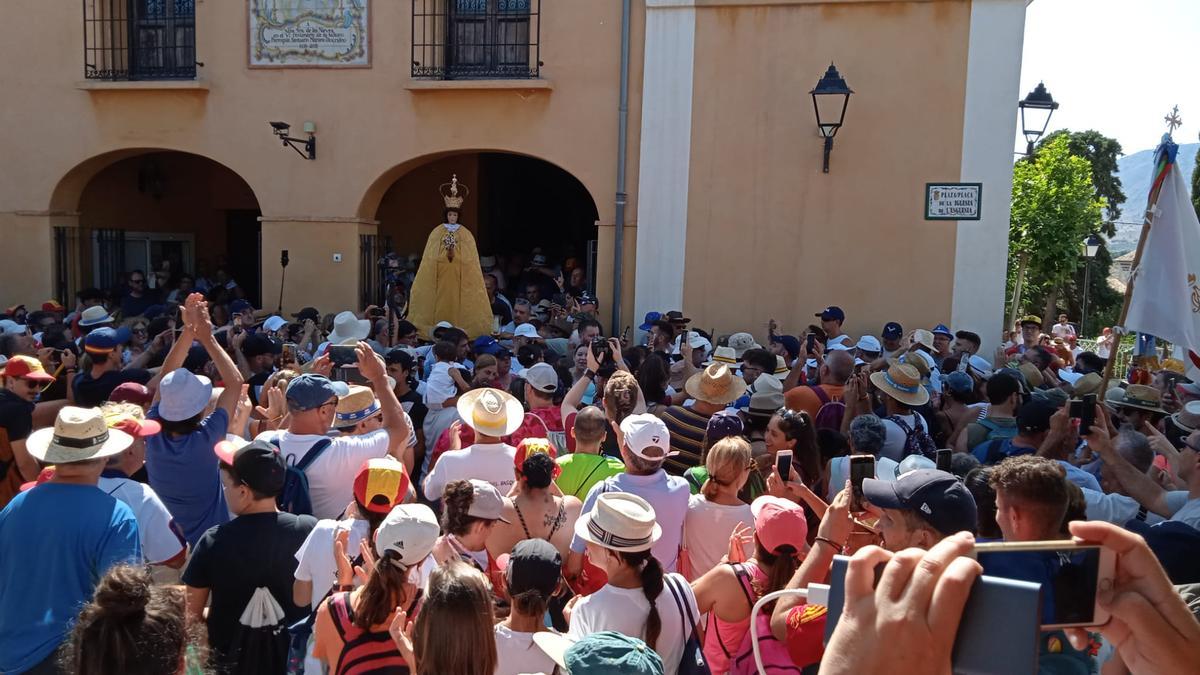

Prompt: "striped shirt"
[660,404,713,474]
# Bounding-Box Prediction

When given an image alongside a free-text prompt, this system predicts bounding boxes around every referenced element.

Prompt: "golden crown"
[439,174,469,210]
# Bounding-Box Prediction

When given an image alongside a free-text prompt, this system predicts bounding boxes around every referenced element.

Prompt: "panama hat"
[1168,400,1200,434]
[574,492,662,553]
[910,329,935,351]
[709,346,738,366]
[327,310,371,345]
[333,385,381,429]
[27,406,133,464]
[457,387,524,437]
[685,363,748,406]
[77,305,115,327]
[870,362,929,407]
[1111,384,1166,414]
[1070,372,1104,398]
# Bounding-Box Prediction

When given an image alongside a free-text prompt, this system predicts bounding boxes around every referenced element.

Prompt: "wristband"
[335,584,354,592]
[583,369,596,380]
[813,536,843,553]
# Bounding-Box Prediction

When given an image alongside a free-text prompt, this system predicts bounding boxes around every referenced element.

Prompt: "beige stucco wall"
[683,0,970,340]
[0,0,640,314]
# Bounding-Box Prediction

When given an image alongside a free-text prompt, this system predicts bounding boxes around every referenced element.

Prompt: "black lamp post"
[810,63,853,173]
[1081,234,1101,337]
[1018,82,1059,155]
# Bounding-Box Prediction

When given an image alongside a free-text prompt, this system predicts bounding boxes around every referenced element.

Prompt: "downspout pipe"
[611,0,631,338]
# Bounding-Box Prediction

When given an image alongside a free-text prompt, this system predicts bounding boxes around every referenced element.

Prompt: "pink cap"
[751,496,808,555]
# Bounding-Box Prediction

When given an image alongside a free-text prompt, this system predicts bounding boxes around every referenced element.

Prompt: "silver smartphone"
[972,541,1116,629]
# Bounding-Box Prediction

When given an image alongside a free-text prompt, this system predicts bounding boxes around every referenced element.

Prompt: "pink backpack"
[726,564,803,674]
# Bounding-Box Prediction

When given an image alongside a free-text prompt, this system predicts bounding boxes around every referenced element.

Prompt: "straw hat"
[333,385,381,429]
[27,406,133,464]
[574,492,662,553]
[456,387,525,437]
[1168,400,1200,433]
[773,355,790,380]
[709,346,738,366]
[327,310,371,345]
[910,329,935,351]
[685,363,748,406]
[1111,384,1166,414]
[1071,372,1104,398]
[870,362,929,407]
[1018,362,1044,389]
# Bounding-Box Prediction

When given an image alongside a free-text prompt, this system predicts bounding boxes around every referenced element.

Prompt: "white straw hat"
[456,388,525,437]
[26,406,133,464]
[327,310,371,345]
[574,492,662,553]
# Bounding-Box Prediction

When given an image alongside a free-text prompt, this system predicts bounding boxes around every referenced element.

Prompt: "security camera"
[269,121,290,134]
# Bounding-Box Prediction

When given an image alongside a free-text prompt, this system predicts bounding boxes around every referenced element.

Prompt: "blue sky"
[1019,0,1200,156]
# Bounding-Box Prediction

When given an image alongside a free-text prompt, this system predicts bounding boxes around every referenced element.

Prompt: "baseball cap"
[108,382,153,407]
[513,323,541,340]
[353,457,410,513]
[1017,399,1056,434]
[285,373,341,411]
[619,413,676,462]
[855,335,882,353]
[2,355,55,382]
[213,439,287,496]
[863,469,978,536]
[292,306,320,322]
[473,335,504,356]
[262,316,288,333]
[242,333,283,359]
[881,322,904,341]
[524,362,559,394]
[41,300,65,312]
[229,299,253,315]
[638,311,663,331]
[506,538,562,598]
[102,406,161,438]
[83,326,132,354]
[931,323,953,337]
[771,334,802,358]
[514,436,559,469]
[375,504,441,568]
[815,306,845,322]
[944,371,973,395]
[705,410,744,445]
[466,479,511,522]
[535,631,665,675]
[578,291,599,307]
[751,496,809,555]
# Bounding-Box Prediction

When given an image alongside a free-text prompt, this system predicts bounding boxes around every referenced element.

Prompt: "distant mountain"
[1109,142,1199,254]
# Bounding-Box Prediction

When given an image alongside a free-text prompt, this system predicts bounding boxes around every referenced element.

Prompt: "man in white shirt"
[423,387,524,500]
[566,414,690,575]
[1051,313,1076,339]
[255,344,411,520]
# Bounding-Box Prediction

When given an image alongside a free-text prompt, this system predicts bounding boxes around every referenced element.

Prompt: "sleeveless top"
[327,590,422,675]
[703,560,766,673]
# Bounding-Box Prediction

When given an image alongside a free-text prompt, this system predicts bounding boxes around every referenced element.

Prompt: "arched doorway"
[371,152,600,294]
[53,151,262,306]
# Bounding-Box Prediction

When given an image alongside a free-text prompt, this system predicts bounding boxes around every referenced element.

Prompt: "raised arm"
[192,299,244,420]
[148,298,199,400]
[357,342,412,469]
[1085,412,1172,517]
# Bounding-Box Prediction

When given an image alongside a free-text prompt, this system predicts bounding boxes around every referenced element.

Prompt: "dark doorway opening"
[225,210,262,307]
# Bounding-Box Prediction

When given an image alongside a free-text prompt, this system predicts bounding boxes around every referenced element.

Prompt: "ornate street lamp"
[1018,82,1059,155]
[810,63,853,173]
[1081,234,1102,337]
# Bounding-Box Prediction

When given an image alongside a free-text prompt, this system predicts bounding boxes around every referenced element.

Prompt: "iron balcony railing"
[83,0,197,80]
[412,0,541,80]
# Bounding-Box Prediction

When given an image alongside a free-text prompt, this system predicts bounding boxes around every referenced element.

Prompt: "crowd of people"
[0,254,1198,675]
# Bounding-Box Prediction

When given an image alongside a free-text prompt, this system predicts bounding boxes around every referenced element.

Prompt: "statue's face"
[447,210,460,224]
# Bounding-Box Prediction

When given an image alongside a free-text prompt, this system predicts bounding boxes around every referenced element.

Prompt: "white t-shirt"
[493,625,558,675]
[571,471,691,573]
[424,361,464,410]
[257,429,392,520]
[1168,497,1200,528]
[1051,323,1076,338]
[567,574,698,675]
[422,442,517,501]
[98,475,186,565]
[879,412,930,462]
[683,495,753,581]
[293,517,370,609]
[1083,489,1190,526]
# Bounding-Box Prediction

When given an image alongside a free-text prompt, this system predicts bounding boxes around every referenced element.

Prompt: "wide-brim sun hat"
[685,363,748,406]
[870,362,929,407]
[158,369,214,422]
[1111,384,1166,414]
[574,492,662,553]
[27,406,133,464]
[328,310,371,345]
[457,387,525,437]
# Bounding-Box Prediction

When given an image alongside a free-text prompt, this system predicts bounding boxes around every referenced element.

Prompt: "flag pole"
[1098,132,1178,399]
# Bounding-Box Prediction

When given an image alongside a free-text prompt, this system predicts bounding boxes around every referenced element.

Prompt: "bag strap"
[295,438,334,472]
[888,415,913,435]
[809,385,830,405]
[327,591,353,641]
[574,455,609,498]
[667,574,701,635]
[728,562,755,608]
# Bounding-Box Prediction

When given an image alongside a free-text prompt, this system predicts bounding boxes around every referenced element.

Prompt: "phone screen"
[282,343,298,365]
[328,345,357,367]
[806,334,817,354]
[936,448,952,472]
[776,450,793,483]
[1080,394,1097,434]
[849,456,874,510]
[1068,400,1083,419]
[975,546,1104,628]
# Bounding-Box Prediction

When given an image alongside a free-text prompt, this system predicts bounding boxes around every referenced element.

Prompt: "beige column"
[0,211,76,305]
[259,216,378,315]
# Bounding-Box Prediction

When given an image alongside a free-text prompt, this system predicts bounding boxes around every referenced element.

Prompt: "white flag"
[1124,142,1200,371]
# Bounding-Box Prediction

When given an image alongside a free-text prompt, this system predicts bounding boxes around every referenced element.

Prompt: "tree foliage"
[1192,146,1200,221]
[1037,129,1125,236]
[1007,135,1107,321]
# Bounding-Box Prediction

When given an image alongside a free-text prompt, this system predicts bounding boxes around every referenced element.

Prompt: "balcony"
[412,0,541,80]
[83,0,197,81]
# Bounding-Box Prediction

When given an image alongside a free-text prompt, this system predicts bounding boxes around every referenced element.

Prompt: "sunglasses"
[130,278,145,284]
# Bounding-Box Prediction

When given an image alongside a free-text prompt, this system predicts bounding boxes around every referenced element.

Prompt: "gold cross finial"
[1165,105,1182,136]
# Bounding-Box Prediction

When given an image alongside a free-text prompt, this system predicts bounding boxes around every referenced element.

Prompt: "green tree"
[1007,136,1106,326]
[1192,146,1200,221]
[1037,130,1125,235]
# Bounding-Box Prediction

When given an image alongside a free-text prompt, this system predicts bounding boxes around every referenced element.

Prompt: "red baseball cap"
[514,437,561,480]
[109,382,153,407]
[353,457,411,514]
[19,465,57,492]
[2,356,55,382]
[42,300,65,312]
[107,415,162,438]
[750,496,809,556]
[784,603,828,668]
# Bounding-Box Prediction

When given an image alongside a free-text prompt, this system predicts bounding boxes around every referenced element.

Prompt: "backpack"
[972,438,1033,465]
[225,586,291,674]
[888,415,937,460]
[725,563,803,675]
[523,411,569,455]
[809,386,845,433]
[268,436,333,517]
[977,417,1018,443]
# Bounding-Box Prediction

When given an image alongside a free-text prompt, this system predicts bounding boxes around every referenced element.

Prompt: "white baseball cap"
[158,369,213,422]
[374,504,441,568]
[673,332,712,357]
[0,320,27,335]
[855,335,882,352]
[262,316,288,333]
[513,323,542,340]
[619,413,676,462]
[524,362,558,393]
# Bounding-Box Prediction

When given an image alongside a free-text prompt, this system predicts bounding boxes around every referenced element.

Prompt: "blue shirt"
[146,405,230,546]
[0,483,141,673]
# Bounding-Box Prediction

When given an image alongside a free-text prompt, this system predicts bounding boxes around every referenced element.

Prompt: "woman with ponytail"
[682,436,754,581]
[568,492,698,675]
[690,496,809,674]
[65,564,199,675]
[487,438,582,561]
[312,503,441,674]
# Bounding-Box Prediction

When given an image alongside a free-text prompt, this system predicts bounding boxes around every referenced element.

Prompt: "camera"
[592,337,617,377]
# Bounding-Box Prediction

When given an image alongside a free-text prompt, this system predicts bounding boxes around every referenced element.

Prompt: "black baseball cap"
[385,347,416,369]
[214,439,287,497]
[863,469,978,536]
[506,538,562,597]
[1017,399,1056,434]
[292,307,320,322]
[882,322,903,340]
[242,333,283,359]
[816,306,845,322]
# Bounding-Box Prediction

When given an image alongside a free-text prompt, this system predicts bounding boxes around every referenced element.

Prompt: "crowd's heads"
[702,436,752,500]
[572,405,608,447]
[413,561,498,675]
[988,455,1068,541]
[353,457,411,515]
[685,363,747,407]
[457,388,524,439]
[285,373,342,421]
[864,469,978,551]
[524,362,559,401]
[603,370,642,426]
[870,362,928,409]
[505,538,562,619]
[1015,399,1056,439]
[576,492,661,555]
[815,306,845,332]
